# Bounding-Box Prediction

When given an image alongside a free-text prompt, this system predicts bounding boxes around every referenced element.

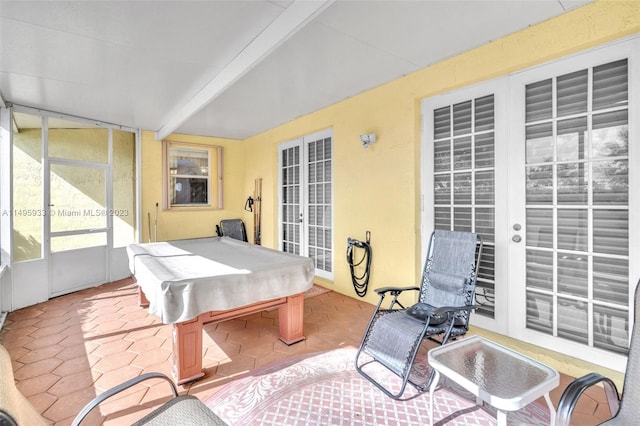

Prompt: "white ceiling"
[0,0,593,139]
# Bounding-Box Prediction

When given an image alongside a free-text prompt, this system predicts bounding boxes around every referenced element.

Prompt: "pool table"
[127,237,314,384]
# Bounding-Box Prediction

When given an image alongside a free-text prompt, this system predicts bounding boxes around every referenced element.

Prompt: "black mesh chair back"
[218,219,248,242]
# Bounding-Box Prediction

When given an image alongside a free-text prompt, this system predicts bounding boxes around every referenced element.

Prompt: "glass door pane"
[281,144,302,255]
[432,95,496,318]
[50,164,106,237]
[524,59,630,355]
[306,135,333,275]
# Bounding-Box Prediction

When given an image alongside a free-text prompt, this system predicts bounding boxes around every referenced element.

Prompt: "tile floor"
[0,278,613,425]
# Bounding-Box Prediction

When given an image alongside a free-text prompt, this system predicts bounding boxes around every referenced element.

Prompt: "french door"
[507,42,637,369]
[422,37,638,370]
[278,129,333,279]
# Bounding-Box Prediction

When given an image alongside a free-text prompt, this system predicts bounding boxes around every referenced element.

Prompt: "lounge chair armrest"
[72,372,179,426]
[375,286,420,296]
[555,372,620,426]
[373,286,421,311]
[406,303,476,323]
[428,304,476,316]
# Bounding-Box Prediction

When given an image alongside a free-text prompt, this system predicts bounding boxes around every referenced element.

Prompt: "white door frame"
[8,105,139,309]
[46,156,111,297]
[278,138,305,257]
[506,36,639,371]
[421,77,509,334]
[278,128,334,279]
[421,35,639,371]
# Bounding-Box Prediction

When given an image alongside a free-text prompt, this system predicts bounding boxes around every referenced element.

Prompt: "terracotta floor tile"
[33,314,72,327]
[127,335,167,354]
[27,392,58,419]
[0,279,614,425]
[13,357,63,380]
[43,388,98,423]
[92,388,148,418]
[91,339,133,358]
[93,351,138,374]
[3,318,40,330]
[90,319,128,334]
[62,407,105,426]
[8,307,44,321]
[203,341,240,363]
[24,333,66,350]
[55,344,91,362]
[2,324,38,337]
[130,347,172,369]
[16,373,61,397]
[17,344,65,363]
[53,356,94,377]
[123,324,163,341]
[93,365,143,392]
[138,361,174,378]
[48,370,98,397]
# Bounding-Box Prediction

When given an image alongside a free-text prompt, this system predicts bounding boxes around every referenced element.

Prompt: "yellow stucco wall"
[140,131,247,242]
[135,0,638,385]
[236,0,638,385]
[242,0,640,307]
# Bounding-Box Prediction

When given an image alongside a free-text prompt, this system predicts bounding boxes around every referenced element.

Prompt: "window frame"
[162,140,223,211]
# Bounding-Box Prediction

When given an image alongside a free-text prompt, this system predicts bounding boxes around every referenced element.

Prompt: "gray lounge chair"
[355,230,482,399]
[555,279,640,426]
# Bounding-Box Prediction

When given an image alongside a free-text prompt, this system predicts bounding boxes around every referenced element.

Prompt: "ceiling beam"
[156,0,335,141]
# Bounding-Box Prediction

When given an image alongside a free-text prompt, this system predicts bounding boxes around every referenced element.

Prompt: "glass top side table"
[428,335,559,426]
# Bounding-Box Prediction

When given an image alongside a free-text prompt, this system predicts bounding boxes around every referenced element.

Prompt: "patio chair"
[216,218,248,242]
[555,279,640,426]
[72,372,227,425]
[0,343,227,426]
[355,230,482,399]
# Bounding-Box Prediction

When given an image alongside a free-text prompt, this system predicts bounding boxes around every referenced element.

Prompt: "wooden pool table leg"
[279,293,305,345]
[172,315,205,385]
[137,285,150,308]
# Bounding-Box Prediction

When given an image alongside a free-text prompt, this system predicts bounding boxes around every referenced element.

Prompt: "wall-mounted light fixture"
[360,133,376,149]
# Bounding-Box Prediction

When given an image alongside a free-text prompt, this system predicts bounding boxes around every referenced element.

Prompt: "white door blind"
[307,135,333,274]
[281,145,302,255]
[524,59,629,354]
[279,130,334,279]
[433,95,496,318]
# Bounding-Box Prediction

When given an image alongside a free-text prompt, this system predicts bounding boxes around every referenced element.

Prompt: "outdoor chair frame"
[355,230,482,399]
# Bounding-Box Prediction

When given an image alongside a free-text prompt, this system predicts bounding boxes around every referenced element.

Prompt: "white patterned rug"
[205,347,552,425]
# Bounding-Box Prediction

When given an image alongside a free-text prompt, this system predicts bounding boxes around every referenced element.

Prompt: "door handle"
[512,235,522,243]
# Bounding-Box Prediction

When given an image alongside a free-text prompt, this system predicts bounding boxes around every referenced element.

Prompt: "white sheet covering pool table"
[127,236,315,324]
